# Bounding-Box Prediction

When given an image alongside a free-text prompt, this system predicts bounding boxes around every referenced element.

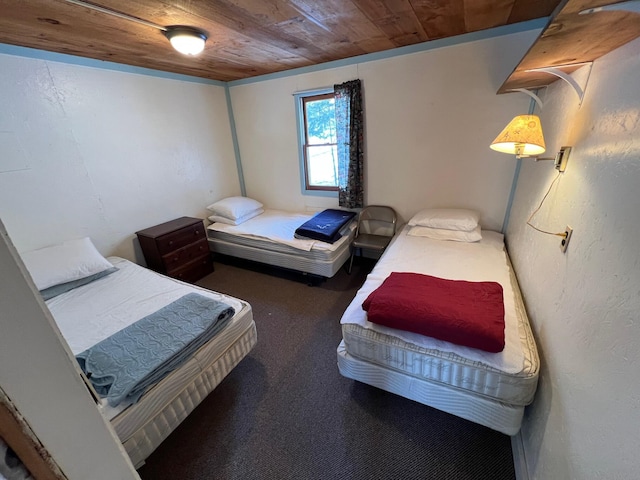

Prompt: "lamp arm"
[529,146,571,172]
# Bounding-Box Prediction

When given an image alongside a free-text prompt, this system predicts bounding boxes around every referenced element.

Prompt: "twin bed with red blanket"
[338,222,539,435]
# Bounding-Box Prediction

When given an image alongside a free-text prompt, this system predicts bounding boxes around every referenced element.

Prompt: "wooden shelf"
[498,0,640,94]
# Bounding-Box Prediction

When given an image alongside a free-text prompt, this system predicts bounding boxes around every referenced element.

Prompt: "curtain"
[334,79,364,209]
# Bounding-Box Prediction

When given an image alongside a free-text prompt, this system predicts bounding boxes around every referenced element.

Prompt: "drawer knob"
[169,241,174,246]
[199,246,204,251]
[173,256,178,262]
[195,230,200,235]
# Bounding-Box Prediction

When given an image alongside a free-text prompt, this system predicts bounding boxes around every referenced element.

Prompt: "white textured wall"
[506,38,640,479]
[230,30,539,228]
[0,54,239,261]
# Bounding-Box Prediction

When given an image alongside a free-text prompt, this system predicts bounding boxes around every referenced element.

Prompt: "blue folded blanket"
[294,209,356,244]
[76,293,235,407]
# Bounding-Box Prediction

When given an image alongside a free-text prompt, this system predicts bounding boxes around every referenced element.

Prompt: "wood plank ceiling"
[0,0,561,82]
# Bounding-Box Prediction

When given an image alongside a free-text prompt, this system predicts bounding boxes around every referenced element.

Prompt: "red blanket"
[362,272,505,353]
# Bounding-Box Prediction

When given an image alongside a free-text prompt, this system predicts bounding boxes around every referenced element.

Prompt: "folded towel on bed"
[294,209,356,243]
[76,293,235,407]
[362,272,505,353]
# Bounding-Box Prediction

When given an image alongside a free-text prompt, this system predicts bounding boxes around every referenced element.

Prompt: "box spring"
[338,228,539,435]
[340,261,538,407]
[337,342,525,435]
[120,315,256,467]
[46,257,257,468]
[207,231,352,278]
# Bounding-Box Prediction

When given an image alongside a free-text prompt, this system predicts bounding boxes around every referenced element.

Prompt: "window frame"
[295,88,339,197]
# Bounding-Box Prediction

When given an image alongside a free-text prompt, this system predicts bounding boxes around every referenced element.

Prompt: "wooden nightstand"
[136,216,213,283]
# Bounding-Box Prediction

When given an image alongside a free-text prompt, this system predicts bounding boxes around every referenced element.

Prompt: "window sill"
[302,189,338,198]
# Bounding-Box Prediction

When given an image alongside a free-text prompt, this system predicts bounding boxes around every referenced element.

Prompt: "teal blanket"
[76,293,235,407]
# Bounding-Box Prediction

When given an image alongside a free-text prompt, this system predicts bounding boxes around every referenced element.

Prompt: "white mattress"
[48,257,245,355]
[46,257,257,465]
[207,209,354,252]
[207,209,355,278]
[338,227,539,432]
[341,228,524,373]
[341,252,538,406]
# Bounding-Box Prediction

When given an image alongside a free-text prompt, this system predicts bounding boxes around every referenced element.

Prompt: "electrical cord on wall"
[526,171,568,239]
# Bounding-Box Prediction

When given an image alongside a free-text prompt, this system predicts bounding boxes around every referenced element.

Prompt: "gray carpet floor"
[137,256,515,480]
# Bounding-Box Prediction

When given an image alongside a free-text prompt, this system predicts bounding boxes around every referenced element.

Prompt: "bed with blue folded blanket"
[45,256,257,468]
[207,209,356,278]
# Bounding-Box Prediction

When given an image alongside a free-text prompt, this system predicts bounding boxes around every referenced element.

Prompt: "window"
[297,91,338,194]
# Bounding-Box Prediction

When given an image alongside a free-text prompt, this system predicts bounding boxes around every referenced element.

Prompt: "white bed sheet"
[46,256,248,418]
[207,209,353,252]
[340,227,524,373]
[47,257,244,355]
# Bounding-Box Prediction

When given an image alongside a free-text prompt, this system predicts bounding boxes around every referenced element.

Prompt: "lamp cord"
[526,171,567,238]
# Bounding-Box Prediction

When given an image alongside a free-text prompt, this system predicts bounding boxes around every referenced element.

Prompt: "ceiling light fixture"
[63,0,207,56]
[164,27,207,56]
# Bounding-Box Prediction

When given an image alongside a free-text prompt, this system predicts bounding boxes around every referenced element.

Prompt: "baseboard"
[511,431,530,480]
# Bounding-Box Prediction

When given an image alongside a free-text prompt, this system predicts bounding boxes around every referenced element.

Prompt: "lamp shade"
[490,114,546,157]
[164,27,207,55]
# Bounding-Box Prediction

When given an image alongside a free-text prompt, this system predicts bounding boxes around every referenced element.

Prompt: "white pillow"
[208,208,264,225]
[21,237,114,291]
[407,225,482,242]
[206,196,263,220]
[408,208,479,232]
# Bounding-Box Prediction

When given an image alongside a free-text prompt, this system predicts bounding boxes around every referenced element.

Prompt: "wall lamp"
[490,114,572,172]
[491,114,574,251]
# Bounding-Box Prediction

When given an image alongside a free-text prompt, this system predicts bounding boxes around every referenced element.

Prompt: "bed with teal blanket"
[46,256,257,468]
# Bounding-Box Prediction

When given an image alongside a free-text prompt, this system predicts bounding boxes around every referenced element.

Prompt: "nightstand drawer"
[136,217,213,283]
[167,254,213,282]
[162,238,209,271]
[156,224,206,254]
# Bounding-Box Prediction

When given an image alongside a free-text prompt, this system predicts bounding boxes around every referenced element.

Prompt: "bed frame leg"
[347,248,356,274]
[302,272,325,287]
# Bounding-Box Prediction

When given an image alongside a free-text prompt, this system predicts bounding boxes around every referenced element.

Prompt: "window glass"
[301,93,338,192]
